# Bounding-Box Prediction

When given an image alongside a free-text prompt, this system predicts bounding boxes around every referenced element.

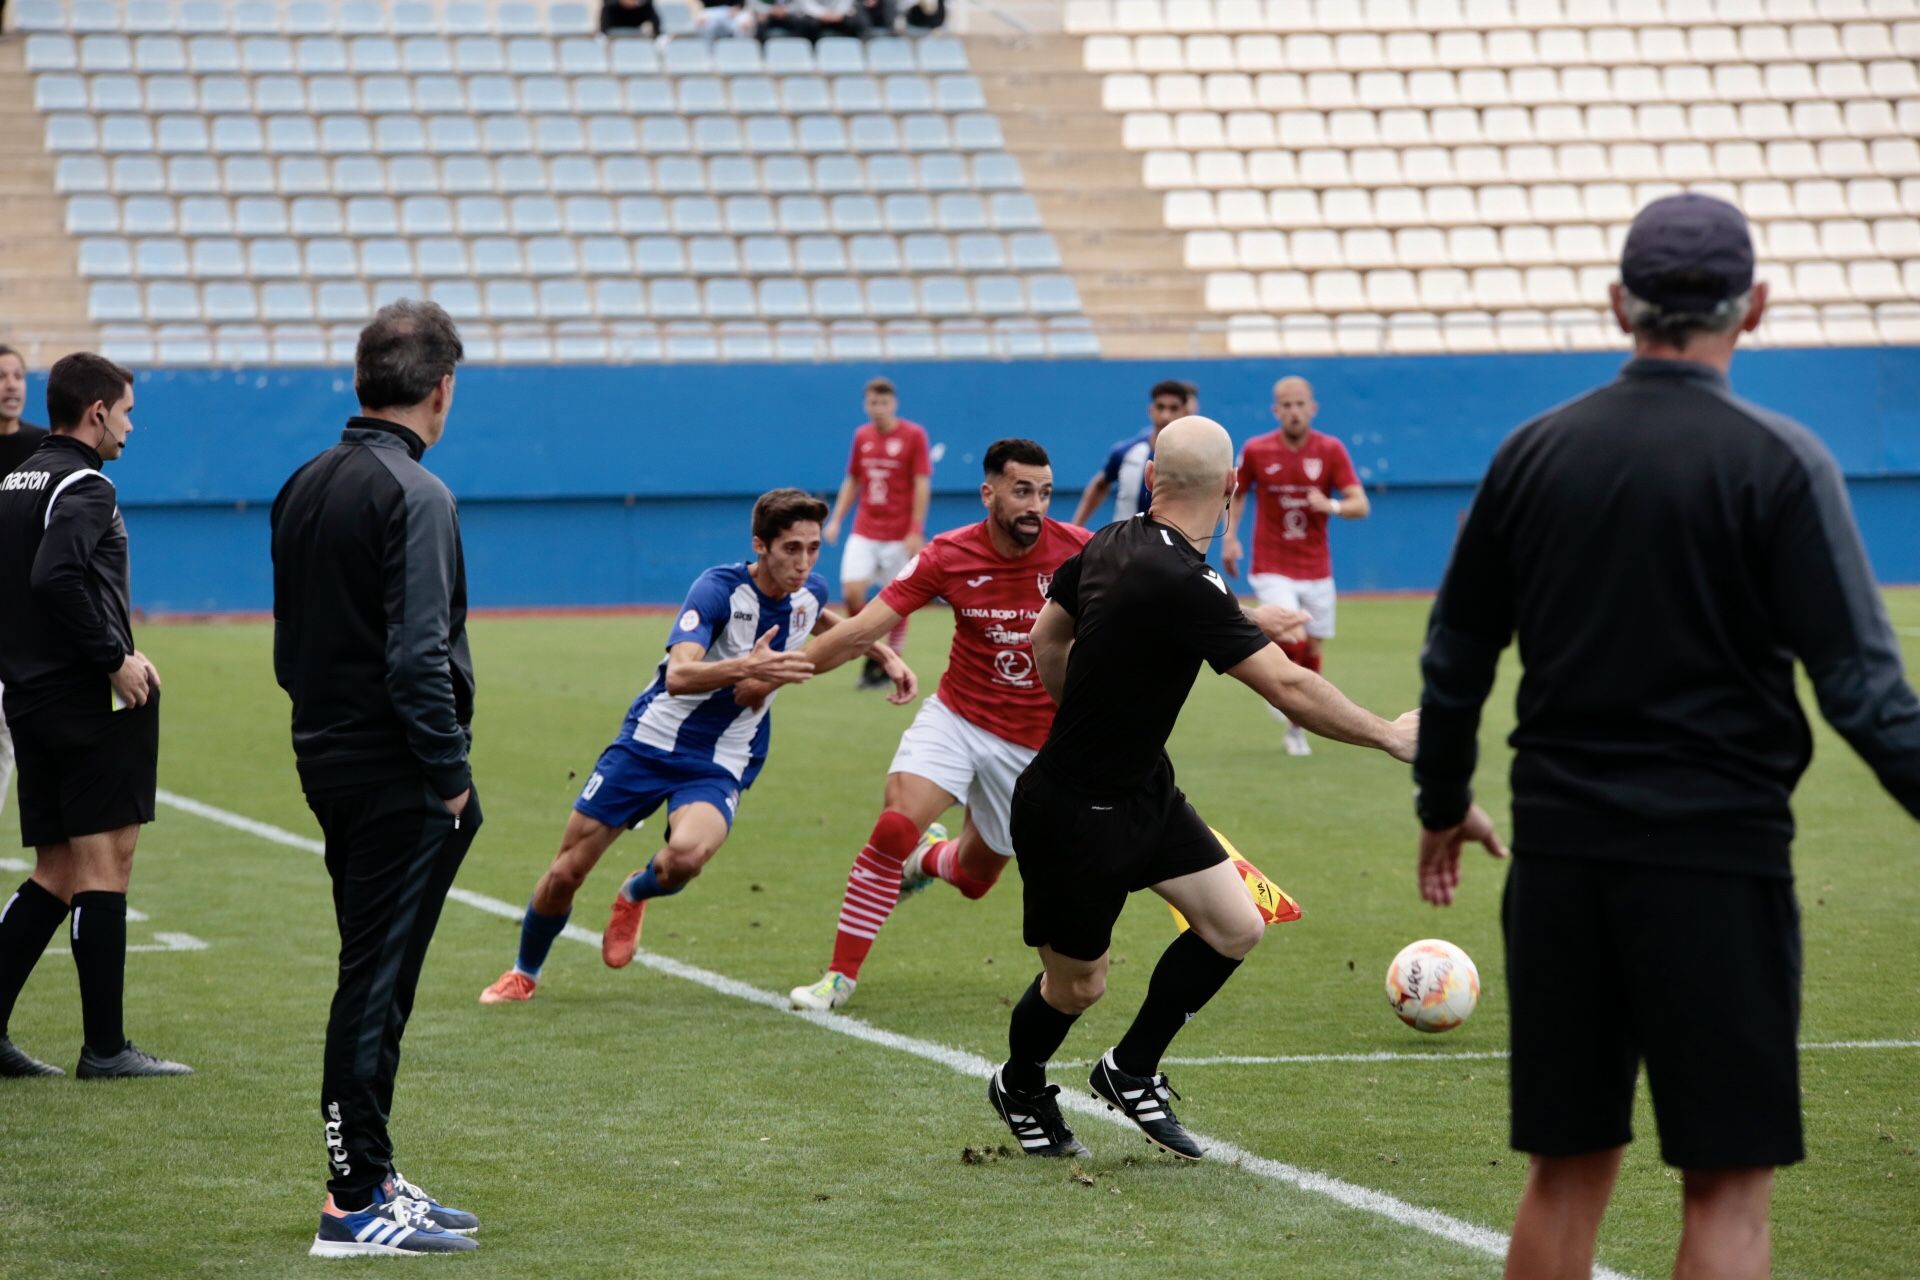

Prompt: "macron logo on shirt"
[1202,569,1229,595]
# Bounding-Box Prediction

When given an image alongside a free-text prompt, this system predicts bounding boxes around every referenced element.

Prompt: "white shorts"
[842,533,910,589]
[887,695,1034,857]
[1250,573,1337,639]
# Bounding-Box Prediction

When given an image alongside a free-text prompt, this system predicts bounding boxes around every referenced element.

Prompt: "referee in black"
[0,352,189,1079]
[987,416,1426,1160]
[1415,194,1920,1280]
[272,301,482,1257]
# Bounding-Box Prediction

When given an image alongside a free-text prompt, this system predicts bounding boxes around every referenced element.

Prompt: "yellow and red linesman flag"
[1169,828,1303,932]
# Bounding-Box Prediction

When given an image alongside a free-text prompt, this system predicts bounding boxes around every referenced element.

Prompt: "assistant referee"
[1415,194,1920,1280]
[986,416,1430,1162]
[272,301,481,1257]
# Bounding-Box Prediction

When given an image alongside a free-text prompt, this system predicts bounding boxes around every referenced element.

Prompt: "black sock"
[1112,930,1242,1078]
[0,879,69,1038]
[1003,973,1078,1094]
[69,891,128,1055]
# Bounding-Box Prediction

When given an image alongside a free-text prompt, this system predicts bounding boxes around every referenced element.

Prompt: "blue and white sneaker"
[386,1169,479,1234]
[309,1189,478,1257]
[897,822,947,901]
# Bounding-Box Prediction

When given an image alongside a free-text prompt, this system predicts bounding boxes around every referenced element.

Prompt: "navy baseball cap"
[1619,193,1755,313]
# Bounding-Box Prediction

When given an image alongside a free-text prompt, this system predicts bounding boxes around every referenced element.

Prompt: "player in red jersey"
[1222,376,1370,756]
[823,377,932,689]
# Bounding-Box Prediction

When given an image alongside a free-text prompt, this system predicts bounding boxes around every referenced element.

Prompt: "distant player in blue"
[1070,379,1196,527]
[480,488,915,1004]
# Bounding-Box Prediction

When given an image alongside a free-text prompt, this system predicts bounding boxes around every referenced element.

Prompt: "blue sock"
[514,902,570,979]
[620,859,684,903]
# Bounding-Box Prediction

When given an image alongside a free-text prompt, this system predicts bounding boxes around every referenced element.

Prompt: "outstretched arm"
[665,633,814,697]
[824,474,858,546]
[1227,644,1417,760]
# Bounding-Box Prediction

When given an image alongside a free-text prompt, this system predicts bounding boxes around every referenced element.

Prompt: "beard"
[997,512,1042,548]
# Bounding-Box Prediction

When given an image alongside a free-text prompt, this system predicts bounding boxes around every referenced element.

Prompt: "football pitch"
[2,594,1916,1280]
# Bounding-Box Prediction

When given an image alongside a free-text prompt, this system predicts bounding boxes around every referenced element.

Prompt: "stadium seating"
[20,2,1092,362]
[1067,0,1920,351]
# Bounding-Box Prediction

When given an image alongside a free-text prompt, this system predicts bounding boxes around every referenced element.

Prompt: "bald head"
[1152,415,1234,500]
[1273,375,1318,441]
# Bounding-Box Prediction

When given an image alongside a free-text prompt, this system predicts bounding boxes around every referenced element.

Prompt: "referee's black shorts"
[1504,854,1804,1170]
[10,685,159,849]
[1012,756,1227,962]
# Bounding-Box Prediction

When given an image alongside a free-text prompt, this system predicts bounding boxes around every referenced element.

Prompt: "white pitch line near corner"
[156,788,1628,1280]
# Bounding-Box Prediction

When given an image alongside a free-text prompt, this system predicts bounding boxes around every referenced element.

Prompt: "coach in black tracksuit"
[1415,195,1920,1280]
[271,301,482,1242]
[0,352,190,1081]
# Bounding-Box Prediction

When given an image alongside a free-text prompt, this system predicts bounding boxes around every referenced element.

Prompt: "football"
[1169,830,1303,932]
[1385,939,1480,1033]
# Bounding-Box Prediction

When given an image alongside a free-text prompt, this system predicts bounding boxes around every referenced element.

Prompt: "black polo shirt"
[0,423,49,476]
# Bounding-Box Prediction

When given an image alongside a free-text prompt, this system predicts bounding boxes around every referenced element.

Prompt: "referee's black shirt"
[1037,514,1269,793]
[1417,357,1920,876]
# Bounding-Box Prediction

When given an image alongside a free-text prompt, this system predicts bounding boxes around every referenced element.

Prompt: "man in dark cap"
[1413,193,1920,1279]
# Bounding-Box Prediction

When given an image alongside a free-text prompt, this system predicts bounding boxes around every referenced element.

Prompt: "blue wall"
[24,348,1920,612]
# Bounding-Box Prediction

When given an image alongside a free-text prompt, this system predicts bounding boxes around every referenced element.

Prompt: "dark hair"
[984,438,1050,476]
[752,487,830,544]
[0,343,23,370]
[1150,378,1196,404]
[864,377,896,398]
[354,299,464,411]
[46,351,133,431]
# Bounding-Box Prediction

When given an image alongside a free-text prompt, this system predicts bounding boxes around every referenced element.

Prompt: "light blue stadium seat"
[24,35,78,73]
[350,35,402,72]
[935,193,988,233]
[192,238,246,277]
[71,0,122,32]
[168,0,222,32]
[309,79,359,114]
[146,281,201,323]
[938,322,993,358]
[123,196,177,235]
[168,157,221,195]
[427,115,479,154]
[581,236,633,275]
[242,36,296,74]
[864,154,916,193]
[1028,276,1083,317]
[814,155,863,194]
[595,280,647,319]
[428,280,482,321]
[44,115,98,153]
[497,157,548,194]
[618,196,669,233]
[318,115,372,154]
[662,40,714,78]
[317,281,370,321]
[664,323,719,362]
[714,40,763,74]
[179,195,233,234]
[901,115,952,153]
[58,156,111,194]
[780,197,831,237]
[766,319,820,359]
[437,157,492,192]
[257,78,307,113]
[135,238,190,278]
[730,78,781,117]
[302,239,356,279]
[154,323,211,363]
[956,234,1008,272]
[498,2,542,35]
[92,76,144,111]
[248,240,303,279]
[661,2,697,34]
[831,195,883,235]
[401,196,455,235]
[361,239,415,277]
[706,279,756,318]
[994,319,1047,358]
[954,115,1006,151]
[416,238,470,276]
[920,276,970,317]
[634,236,687,275]
[815,40,864,74]
[133,34,187,73]
[369,280,423,309]
[145,76,197,112]
[290,196,343,235]
[834,75,883,114]
[401,36,453,74]
[883,75,935,113]
[450,322,492,363]
[687,237,740,276]
[935,75,987,113]
[455,195,509,234]
[187,34,240,73]
[797,116,848,154]
[221,154,274,192]
[216,325,274,363]
[565,196,617,233]
[759,279,810,320]
[349,196,401,235]
[510,195,563,235]
[484,281,537,321]
[794,234,846,273]
[651,278,702,319]
[507,36,557,74]
[918,39,968,73]
[1004,232,1061,273]
[528,237,581,277]
[453,35,504,74]
[201,77,250,113]
[720,322,774,361]
[780,76,830,114]
[742,237,795,275]
[299,36,349,73]
[81,34,134,72]
[551,156,602,194]
[970,153,1022,191]
[602,157,654,193]
[477,116,530,154]
[867,275,916,316]
[552,0,597,32]
[869,41,917,75]
[208,115,264,153]
[849,116,901,154]
[540,280,594,319]
[709,157,760,195]
[679,76,728,115]
[339,2,385,35]
[279,157,329,194]
[332,156,385,195]
[830,322,884,360]
[884,321,938,359]
[560,38,609,75]
[975,275,1023,316]
[588,116,640,154]
[99,324,158,364]
[90,283,144,323]
[670,197,724,235]
[694,117,745,155]
[654,157,705,193]
[884,194,936,234]
[642,117,693,154]
[373,116,426,154]
[410,75,464,112]
[850,234,902,274]
[112,156,166,194]
[574,76,623,113]
[916,153,968,192]
[605,321,661,360]
[761,157,812,193]
[270,325,325,363]
[230,0,279,33]
[361,77,413,112]
[79,238,133,277]
[990,193,1043,231]
[610,41,661,74]
[625,76,676,114]
[763,40,814,75]
[12,0,64,32]
[813,277,865,319]
[902,233,953,273]
[723,196,777,235]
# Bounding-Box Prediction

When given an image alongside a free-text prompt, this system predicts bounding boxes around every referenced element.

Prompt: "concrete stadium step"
[0,41,98,359]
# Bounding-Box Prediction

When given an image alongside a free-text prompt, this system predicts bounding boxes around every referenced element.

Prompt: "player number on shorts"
[582,772,604,800]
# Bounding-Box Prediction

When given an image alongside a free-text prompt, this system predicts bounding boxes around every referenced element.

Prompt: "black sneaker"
[856,656,891,690]
[1090,1049,1202,1160]
[76,1040,194,1079]
[987,1066,1091,1158]
[0,1037,64,1077]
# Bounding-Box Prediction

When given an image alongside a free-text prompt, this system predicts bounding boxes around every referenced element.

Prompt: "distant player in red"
[789,438,1089,1011]
[823,377,932,689]
[1222,376,1370,756]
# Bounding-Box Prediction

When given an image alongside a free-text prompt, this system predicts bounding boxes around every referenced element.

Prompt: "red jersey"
[846,419,932,541]
[878,517,1094,750]
[1235,428,1360,579]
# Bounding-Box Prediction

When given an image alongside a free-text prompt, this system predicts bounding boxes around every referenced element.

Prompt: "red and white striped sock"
[929,839,1002,901]
[828,810,923,981]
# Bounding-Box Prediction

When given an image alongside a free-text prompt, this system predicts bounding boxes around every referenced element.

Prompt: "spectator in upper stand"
[757,0,867,42]
[902,0,947,31]
[697,0,757,42]
[860,0,896,34]
[600,0,662,36]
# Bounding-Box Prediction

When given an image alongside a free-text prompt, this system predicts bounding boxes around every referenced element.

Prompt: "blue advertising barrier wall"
[23,347,1920,612]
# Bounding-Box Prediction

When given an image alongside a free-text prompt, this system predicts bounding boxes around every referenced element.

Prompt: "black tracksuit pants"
[311,777,481,1205]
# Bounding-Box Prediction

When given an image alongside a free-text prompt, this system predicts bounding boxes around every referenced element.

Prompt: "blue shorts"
[574,741,743,833]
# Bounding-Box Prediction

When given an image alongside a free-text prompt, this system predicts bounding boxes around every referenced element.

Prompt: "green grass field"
[1,593,1916,1279]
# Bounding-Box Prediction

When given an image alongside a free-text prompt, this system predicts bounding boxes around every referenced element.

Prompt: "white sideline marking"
[157,789,1612,1276]
[48,932,208,956]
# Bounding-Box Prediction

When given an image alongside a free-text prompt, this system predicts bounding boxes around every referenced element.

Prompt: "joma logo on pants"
[325,1101,351,1177]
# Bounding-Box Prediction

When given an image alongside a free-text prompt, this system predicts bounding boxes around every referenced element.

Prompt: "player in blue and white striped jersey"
[1070,379,1196,528]
[480,488,917,1004]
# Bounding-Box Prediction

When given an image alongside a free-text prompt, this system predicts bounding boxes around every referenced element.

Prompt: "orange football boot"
[479,970,537,1004]
[602,890,646,969]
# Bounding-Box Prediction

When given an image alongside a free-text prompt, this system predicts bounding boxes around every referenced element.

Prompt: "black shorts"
[1012,757,1227,962]
[1504,855,1804,1169]
[11,686,159,849]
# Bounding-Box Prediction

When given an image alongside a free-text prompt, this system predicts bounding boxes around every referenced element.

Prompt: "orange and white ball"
[1385,939,1480,1033]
